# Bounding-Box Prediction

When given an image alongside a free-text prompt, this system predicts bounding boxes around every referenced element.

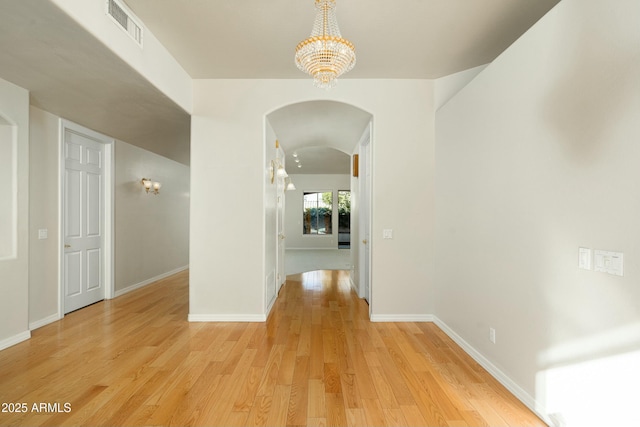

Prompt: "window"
[303,191,332,235]
[338,190,351,248]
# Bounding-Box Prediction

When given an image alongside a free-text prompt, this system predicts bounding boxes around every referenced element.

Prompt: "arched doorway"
[264,100,373,315]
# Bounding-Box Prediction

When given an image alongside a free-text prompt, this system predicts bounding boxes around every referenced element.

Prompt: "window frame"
[302,190,333,235]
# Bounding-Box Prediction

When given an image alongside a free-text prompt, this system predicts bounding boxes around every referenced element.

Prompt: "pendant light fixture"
[294,0,356,89]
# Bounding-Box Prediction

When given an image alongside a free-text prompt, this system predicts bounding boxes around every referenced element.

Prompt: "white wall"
[0,117,16,260]
[435,64,487,111]
[284,174,351,249]
[190,79,435,320]
[114,141,190,293]
[29,107,60,328]
[0,77,29,350]
[435,1,640,425]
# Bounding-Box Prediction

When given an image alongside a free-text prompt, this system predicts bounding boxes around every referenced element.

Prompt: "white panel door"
[64,130,105,313]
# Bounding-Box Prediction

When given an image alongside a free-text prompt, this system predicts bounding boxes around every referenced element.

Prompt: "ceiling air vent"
[107,0,143,47]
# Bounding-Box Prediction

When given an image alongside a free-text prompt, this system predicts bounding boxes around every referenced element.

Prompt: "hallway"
[0,270,544,426]
[285,249,352,276]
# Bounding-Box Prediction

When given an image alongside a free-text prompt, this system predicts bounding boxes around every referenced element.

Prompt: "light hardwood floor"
[0,270,545,426]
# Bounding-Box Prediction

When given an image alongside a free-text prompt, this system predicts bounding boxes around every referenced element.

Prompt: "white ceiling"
[125,0,560,79]
[0,0,560,169]
[267,101,371,174]
[286,147,351,175]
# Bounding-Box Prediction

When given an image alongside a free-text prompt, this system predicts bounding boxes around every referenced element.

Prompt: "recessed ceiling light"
[298,164,302,168]
[292,153,298,157]
[295,159,300,163]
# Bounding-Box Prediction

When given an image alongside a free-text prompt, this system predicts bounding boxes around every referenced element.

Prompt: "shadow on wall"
[542,24,638,164]
[535,6,640,426]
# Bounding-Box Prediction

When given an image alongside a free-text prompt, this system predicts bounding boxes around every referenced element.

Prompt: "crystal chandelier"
[295,0,356,89]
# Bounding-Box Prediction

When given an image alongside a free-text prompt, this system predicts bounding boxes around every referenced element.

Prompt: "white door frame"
[358,121,373,317]
[276,147,286,294]
[58,119,114,318]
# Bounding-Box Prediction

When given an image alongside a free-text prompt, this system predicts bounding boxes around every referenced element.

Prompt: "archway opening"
[264,100,373,314]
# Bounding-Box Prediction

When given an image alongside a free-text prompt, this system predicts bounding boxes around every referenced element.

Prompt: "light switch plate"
[578,247,591,270]
[383,229,393,239]
[594,250,623,276]
[38,229,48,240]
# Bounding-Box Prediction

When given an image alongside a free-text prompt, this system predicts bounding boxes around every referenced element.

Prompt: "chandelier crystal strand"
[295,0,356,89]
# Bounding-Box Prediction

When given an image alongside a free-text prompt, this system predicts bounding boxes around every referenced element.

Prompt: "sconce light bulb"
[142,178,153,193]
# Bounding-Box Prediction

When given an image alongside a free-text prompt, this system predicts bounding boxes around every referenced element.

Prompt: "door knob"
[362,239,368,244]
[64,244,71,248]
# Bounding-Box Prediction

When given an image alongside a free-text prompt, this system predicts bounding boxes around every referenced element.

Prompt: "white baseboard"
[432,316,551,425]
[265,303,275,319]
[370,314,435,322]
[286,247,340,251]
[188,314,267,322]
[367,312,550,423]
[349,276,358,295]
[0,330,31,351]
[114,265,188,298]
[266,296,276,318]
[29,313,61,331]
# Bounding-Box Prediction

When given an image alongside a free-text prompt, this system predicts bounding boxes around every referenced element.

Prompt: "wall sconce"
[277,164,288,178]
[141,178,161,195]
[271,160,288,184]
[353,154,359,177]
[286,178,296,191]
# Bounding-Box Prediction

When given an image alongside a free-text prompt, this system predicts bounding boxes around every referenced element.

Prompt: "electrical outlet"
[489,328,496,344]
[594,250,623,276]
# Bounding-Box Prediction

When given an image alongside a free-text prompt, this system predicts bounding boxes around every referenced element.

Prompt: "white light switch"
[38,229,48,240]
[578,247,591,270]
[383,229,393,239]
[594,250,623,276]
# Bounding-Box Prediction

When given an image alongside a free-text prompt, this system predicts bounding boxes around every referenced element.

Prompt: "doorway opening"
[265,100,373,316]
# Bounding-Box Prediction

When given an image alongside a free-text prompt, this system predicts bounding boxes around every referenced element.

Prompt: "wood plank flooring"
[0,270,546,426]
